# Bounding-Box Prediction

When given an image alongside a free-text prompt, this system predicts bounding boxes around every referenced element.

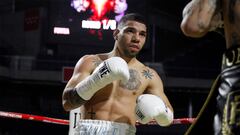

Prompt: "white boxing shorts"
[73,119,136,135]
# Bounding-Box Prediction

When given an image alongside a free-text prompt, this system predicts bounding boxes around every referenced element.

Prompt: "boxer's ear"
[113,29,119,40]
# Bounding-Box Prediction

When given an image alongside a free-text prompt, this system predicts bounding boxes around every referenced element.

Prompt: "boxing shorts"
[73,119,136,135]
[185,46,240,135]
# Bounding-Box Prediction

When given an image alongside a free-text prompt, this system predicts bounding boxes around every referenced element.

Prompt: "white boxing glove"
[135,94,174,126]
[75,57,130,100]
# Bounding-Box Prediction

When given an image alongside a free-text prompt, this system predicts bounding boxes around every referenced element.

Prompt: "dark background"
[0,0,226,134]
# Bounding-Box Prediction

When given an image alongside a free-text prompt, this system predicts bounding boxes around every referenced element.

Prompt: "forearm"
[62,57,130,111]
[181,0,219,37]
[62,88,87,111]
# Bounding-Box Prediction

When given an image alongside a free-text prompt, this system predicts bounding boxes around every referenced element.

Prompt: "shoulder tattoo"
[120,69,141,90]
[142,69,154,79]
[92,57,102,67]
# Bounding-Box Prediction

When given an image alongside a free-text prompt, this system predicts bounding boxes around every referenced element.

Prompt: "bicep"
[64,56,94,89]
[65,72,90,89]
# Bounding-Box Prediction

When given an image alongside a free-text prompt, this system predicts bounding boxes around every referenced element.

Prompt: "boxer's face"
[115,20,147,58]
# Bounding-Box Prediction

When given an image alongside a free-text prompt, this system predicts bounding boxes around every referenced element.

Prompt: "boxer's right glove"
[135,94,174,126]
[75,57,130,100]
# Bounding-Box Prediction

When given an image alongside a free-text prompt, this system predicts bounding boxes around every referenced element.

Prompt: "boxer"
[62,13,174,135]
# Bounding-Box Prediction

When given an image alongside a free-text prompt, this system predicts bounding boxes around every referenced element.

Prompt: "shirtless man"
[62,13,174,135]
[181,0,240,134]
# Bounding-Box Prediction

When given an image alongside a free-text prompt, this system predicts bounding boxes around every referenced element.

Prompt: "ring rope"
[0,111,69,125]
[0,111,195,126]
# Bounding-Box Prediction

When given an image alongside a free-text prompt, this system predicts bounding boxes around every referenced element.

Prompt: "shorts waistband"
[222,46,240,70]
[78,119,136,132]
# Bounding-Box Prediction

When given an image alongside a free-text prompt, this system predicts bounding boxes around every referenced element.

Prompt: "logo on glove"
[136,109,145,120]
[99,62,111,78]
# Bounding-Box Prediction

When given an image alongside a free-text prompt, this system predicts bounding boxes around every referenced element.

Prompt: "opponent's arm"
[135,68,174,126]
[181,0,221,37]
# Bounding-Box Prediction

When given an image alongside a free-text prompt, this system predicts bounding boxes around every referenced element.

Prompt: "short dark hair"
[117,13,146,28]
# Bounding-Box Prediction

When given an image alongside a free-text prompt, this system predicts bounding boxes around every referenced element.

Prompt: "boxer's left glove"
[135,94,174,126]
[75,57,130,100]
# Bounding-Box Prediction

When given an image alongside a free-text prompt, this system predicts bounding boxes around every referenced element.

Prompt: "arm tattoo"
[92,58,102,67]
[66,88,87,107]
[120,69,141,90]
[206,0,217,14]
[142,69,154,79]
[185,7,193,17]
[198,22,206,30]
[183,1,195,17]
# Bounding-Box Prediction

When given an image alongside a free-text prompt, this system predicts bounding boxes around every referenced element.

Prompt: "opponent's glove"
[75,57,130,100]
[135,94,174,126]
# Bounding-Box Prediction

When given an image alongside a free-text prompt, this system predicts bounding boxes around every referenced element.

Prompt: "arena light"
[53,27,70,35]
[93,0,108,18]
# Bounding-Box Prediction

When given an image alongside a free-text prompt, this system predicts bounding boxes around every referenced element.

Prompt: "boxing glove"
[75,57,130,100]
[135,94,173,126]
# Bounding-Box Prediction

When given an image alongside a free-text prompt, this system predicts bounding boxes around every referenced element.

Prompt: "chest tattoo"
[119,69,141,90]
[142,69,153,79]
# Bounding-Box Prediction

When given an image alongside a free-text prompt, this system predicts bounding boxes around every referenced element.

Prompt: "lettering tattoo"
[120,69,141,90]
[87,107,96,119]
[142,69,153,79]
[65,88,87,107]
